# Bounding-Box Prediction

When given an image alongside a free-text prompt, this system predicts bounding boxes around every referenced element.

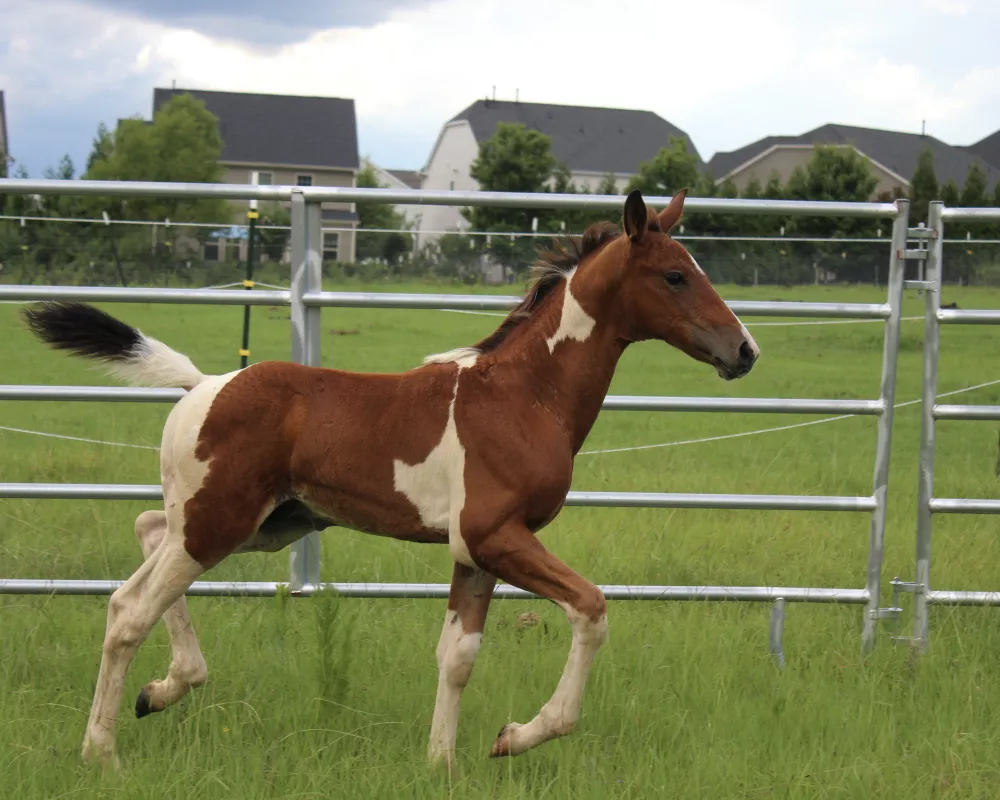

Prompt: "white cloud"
[3,0,999,174]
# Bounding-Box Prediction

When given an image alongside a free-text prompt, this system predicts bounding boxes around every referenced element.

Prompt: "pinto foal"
[24,189,758,770]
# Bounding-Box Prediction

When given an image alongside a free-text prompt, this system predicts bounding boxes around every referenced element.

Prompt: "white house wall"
[417,121,481,248]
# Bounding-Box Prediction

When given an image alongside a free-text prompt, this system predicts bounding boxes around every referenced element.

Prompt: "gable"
[964,129,1000,171]
[709,123,999,191]
[152,88,359,171]
[451,100,702,176]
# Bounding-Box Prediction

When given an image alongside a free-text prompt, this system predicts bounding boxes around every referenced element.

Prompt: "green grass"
[4,280,1000,797]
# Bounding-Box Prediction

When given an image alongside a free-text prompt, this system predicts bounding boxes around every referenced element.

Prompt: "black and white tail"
[22,301,208,390]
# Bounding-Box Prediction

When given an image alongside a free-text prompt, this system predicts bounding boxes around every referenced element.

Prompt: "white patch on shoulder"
[423,347,479,369]
[545,268,595,354]
[393,379,473,566]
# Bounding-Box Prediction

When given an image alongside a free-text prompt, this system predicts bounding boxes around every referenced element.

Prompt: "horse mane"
[423,221,621,367]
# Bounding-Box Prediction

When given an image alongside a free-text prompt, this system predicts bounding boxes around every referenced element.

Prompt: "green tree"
[940,179,960,207]
[910,147,938,225]
[784,145,882,280]
[960,162,989,207]
[625,136,701,196]
[463,123,561,275]
[596,172,620,195]
[354,161,413,264]
[85,93,228,224]
[86,123,114,174]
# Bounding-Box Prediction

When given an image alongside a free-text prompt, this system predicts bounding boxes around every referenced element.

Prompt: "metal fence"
[896,202,1000,651]
[0,179,913,653]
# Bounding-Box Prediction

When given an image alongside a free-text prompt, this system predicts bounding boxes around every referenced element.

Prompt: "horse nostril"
[739,340,756,366]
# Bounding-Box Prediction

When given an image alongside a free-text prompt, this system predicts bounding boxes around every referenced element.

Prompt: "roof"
[0,91,7,164]
[451,99,702,175]
[386,169,423,189]
[708,123,999,189]
[963,128,1000,171]
[152,88,359,170]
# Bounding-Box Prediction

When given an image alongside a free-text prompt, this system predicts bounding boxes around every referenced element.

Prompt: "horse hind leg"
[82,534,205,769]
[131,510,209,719]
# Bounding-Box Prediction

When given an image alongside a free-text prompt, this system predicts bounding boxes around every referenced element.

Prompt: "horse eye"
[664,271,686,287]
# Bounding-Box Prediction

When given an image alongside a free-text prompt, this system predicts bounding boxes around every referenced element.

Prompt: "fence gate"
[895,200,1000,651]
[0,179,911,654]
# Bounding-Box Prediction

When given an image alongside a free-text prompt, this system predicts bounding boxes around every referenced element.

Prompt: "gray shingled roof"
[708,123,999,190]
[963,129,1000,171]
[153,88,359,170]
[452,100,702,175]
[387,169,423,189]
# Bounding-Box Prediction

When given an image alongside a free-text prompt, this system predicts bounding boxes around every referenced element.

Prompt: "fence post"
[861,198,909,652]
[913,201,945,652]
[288,190,323,593]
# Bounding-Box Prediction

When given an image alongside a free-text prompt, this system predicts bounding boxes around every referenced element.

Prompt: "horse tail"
[22,301,208,391]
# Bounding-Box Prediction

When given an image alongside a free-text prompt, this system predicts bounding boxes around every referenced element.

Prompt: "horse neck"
[495,268,629,454]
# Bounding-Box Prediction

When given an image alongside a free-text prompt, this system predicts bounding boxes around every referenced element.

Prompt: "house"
[416,99,701,247]
[707,123,1000,201]
[962,128,1000,172]
[368,161,425,230]
[0,90,8,172]
[152,87,361,263]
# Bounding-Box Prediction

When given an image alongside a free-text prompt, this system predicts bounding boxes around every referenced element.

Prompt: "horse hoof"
[489,723,520,758]
[134,687,153,719]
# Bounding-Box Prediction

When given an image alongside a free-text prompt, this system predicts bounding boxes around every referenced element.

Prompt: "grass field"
[4,276,1000,798]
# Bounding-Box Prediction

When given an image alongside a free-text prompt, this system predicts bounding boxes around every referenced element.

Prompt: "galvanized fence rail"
[0,179,910,652]
[899,203,1000,651]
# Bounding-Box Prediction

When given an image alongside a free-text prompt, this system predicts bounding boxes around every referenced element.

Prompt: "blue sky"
[2,0,999,179]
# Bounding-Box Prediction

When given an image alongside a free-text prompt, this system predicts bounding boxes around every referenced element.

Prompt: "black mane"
[472,221,621,355]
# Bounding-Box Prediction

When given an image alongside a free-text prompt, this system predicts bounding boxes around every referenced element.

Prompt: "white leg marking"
[133,511,208,714]
[546,268,595,354]
[82,540,205,769]
[497,604,608,756]
[428,609,484,764]
[393,374,474,566]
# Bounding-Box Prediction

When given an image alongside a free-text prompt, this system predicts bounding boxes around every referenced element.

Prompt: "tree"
[940,179,960,207]
[596,172,620,195]
[960,162,989,207]
[354,161,413,264]
[784,145,882,281]
[84,93,228,224]
[463,123,561,275]
[86,123,114,174]
[910,147,938,225]
[625,136,701,197]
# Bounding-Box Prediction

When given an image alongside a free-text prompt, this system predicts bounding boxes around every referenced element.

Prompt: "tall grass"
[3,282,1000,797]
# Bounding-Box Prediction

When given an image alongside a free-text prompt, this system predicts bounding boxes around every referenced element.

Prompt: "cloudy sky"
[2,0,999,177]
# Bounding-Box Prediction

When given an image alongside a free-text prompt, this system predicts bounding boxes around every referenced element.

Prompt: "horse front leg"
[427,561,497,770]
[475,522,608,758]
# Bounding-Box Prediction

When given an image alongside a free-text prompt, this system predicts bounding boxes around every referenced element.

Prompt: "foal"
[24,189,758,770]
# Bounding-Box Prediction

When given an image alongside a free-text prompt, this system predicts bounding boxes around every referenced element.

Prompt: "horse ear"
[658,188,688,232]
[623,189,647,243]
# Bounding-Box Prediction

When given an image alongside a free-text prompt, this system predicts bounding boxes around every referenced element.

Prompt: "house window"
[297,175,313,186]
[255,172,273,185]
[322,232,339,262]
[203,242,220,261]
